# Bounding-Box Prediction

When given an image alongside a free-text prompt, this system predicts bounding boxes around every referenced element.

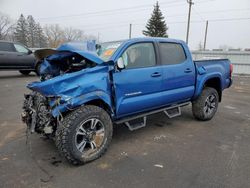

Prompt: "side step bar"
[115,102,190,131]
[125,117,147,131]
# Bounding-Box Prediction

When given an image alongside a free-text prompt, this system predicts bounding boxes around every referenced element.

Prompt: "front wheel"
[192,87,219,121]
[55,105,113,165]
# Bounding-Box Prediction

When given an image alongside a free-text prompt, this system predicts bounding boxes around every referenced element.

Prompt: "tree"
[14,14,28,45]
[143,1,168,37]
[27,15,37,47]
[35,23,47,47]
[83,34,97,41]
[0,12,14,40]
[64,27,85,42]
[44,24,64,48]
[44,24,96,47]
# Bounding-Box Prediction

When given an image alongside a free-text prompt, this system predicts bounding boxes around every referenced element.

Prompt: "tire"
[19,70,31,75]
[192,87,219,121]
[55,105,113,165]
[35,61,42,76]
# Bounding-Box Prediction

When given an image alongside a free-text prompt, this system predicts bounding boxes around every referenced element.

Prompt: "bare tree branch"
[43,24,65,48]
[0,12,14,40]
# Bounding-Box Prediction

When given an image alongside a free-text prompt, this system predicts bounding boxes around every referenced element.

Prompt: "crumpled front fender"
[51,90,112,117]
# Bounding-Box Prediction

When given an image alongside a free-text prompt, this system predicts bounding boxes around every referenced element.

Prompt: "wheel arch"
[85,99,113,116]
[194,74,222,102]
[51,92,114,118]
[204,77,222,101]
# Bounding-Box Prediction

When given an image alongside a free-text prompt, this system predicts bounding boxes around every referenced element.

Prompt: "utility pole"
[129,24,132,39]
[203,20,208,50]
[97,32,100,43]
[186,0,194,45]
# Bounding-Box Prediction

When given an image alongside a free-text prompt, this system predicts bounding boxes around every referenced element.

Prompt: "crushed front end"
[21,41,111,136]
[22,92,57,136]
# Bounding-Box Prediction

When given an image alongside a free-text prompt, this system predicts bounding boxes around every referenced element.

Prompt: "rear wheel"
[55,105,113,165]
[19,70,31,75]
[192,87,219,121]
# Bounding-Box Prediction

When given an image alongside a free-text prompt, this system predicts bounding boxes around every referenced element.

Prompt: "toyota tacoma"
[22,38,233,165]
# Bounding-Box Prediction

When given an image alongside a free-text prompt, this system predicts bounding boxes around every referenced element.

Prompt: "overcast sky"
[1,0,250,50]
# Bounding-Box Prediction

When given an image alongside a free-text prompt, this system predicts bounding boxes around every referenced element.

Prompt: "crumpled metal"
[27,41,112,117]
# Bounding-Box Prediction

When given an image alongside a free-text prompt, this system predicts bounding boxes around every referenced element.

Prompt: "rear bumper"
[226,78,233,88]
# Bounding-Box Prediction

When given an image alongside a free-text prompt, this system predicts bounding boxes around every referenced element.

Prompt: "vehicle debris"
[154,164,164,168]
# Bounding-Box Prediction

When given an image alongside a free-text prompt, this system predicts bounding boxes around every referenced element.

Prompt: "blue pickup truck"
[22,38,232,165]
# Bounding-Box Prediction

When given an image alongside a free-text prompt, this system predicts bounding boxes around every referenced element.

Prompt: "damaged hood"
[34,41,104,65]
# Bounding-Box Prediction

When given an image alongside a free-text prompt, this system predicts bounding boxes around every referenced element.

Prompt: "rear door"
[113,42,163,118]
[158,42,195,104]
[0,42,17,69]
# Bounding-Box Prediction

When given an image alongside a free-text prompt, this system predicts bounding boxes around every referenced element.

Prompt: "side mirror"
[117,57,125,70]
[27,50,33,55]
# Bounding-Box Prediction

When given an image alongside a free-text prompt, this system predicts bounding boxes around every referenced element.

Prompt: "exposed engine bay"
[39,52,97,81]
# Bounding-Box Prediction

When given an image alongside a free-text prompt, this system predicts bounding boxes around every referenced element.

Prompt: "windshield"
[97,41,123,61]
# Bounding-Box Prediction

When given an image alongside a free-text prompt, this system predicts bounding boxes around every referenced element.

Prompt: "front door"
[112,42,163,118]
[13,43,34,69]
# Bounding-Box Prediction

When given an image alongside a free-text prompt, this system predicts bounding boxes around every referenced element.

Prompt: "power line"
[76,13,187,29]
[83,17,250,32]
[192,7,206,21]
[75,7,250,29]
[209,17,250,22]
[198,8,250,14]
[37,0,185,21]
[169,17,250,24]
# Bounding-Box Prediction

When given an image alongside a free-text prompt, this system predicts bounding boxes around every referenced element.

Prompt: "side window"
[0,42,15,52]
[159,43,186,65]
[14,44,29,53]
[121,43,156,69]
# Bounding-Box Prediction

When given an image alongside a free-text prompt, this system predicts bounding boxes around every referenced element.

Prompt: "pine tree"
[14,14,28,45]
[143,1,168,37]
[35,23,47,47]
[27,15,36,47]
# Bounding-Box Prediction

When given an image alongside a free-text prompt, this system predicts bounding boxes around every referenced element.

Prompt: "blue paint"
[27,38,232,120]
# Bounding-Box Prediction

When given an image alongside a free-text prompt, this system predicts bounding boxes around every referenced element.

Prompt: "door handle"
[151,72,161,77]
[184,68,192,73]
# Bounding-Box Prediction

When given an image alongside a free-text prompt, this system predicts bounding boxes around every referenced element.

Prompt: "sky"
[0,0,250,50]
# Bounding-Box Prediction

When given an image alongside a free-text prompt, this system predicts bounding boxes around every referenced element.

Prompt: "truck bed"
[193,58,232,99]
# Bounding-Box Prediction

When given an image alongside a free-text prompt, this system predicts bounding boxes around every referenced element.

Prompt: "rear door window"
[0,42,15,52]
[159,43,186,65]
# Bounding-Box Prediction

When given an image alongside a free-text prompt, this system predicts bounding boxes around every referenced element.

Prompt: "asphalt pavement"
[0,71,250,188]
